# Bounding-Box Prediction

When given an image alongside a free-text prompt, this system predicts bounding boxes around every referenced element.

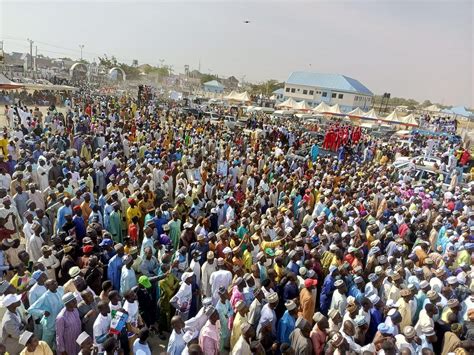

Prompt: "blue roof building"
[283,71,374,112]
[203,80,225,93]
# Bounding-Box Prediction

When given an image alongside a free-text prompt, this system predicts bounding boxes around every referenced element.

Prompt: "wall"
[283,83,373,111]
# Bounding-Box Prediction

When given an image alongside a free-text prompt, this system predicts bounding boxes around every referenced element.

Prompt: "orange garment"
[299,287,316,323]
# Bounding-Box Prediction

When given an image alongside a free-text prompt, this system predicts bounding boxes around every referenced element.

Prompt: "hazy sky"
[1,0,473,106]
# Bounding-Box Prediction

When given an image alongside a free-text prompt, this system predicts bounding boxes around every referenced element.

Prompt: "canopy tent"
[276,97,298,108]
[21,83,79,91]
[327,104,342,115]
[0,73,24,90]
[398,113,419,127]
[447,106,473,118]
[425,104,441,112]
[293,100,311,111]
[362,109,380,120]
[225,91,251,102]
[347,107,367,117]
[384,109,405,123]
[224,91,237,100]
[383,110,419,126]
[312,102,331,113]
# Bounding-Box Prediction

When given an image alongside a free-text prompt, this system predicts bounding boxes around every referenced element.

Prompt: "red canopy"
[0,73,24,90]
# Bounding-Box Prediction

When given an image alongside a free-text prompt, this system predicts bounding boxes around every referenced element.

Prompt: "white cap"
[19,331,34,345]
[0,293,21,307]
[76,331,90,346]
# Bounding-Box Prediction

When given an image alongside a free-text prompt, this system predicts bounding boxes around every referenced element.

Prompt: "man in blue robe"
[56,198,72,233]
[277,300,297,344]
[319,266,337,316]
[107,244,124,290]
[28,279,64,349]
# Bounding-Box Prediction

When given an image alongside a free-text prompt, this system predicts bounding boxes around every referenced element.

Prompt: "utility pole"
[79,44,84,60]
[27,38,34,71]
[34,46,38,72]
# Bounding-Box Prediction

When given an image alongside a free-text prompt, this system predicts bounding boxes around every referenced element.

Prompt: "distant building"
[272,88,285,101]
[283,71,373,112]
[222,76,239,89]
[203,80,225,93]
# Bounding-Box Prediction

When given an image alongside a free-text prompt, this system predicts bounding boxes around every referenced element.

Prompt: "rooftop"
[203,80,225,88]
[286,71,373,96]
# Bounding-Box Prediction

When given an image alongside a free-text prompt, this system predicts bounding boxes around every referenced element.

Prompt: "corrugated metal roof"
[203,80,225,88]
[286,71,373,95]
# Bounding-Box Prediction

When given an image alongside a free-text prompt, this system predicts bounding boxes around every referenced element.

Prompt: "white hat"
[422,326,435,336]
[76,331,90,346]
[285,300,297,311]
[266,292,279,303]
[181,272,194,282]
[0,293,21,307]
[19,330,34,345]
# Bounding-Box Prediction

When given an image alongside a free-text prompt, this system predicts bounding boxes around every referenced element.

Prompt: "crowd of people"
[0,88,472,355]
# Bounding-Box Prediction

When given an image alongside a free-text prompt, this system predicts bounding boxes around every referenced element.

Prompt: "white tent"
[225,91,251,102]
[276,97,298,108]
[0,73,24,90]
[224,91,238,100]
[347,107,367,117]
[363,109,380,120]
[425,104,441,112]
[327,104,342,115]
[294,100,311,111]
[236,91,251,102]
[384,110,405,123]
[312,102,331,113]
[399,113,419,126]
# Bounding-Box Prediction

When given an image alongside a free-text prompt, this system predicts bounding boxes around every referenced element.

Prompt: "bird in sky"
[243,20,250,24]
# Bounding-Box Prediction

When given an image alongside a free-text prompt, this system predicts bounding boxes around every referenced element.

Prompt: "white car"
[203,112,220,123]
[392,155,442,169]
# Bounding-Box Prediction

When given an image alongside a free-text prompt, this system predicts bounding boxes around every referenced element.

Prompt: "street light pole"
[79,44,84,60]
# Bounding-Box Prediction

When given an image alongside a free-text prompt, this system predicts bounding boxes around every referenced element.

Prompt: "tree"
[98,55,118,69]
[421,100,432,107]
[200,74,218,84]
[119,63,140,80]
[249,80,283,95]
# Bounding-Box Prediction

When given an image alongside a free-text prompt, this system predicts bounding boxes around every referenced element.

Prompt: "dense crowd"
[0,89,472,355]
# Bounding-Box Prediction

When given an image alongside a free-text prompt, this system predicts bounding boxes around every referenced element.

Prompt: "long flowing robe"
[108,210,123,244]
[120,265,137,296]
[107,254,123,291]
[199,320,220,355]
[230,312,248,349]
[56,308,81,355]
[28,289,64,349]
[231,336,251,355]
[168,219,182,250]
[215,299,233,351]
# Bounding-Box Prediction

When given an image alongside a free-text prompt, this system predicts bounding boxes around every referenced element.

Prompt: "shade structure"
[363,109,380,120]
[0,73,24,90]
[225,91,251,102]
[347,107,367,117]
[294,100,311,111]
[327,104,342,115]
[312,102,331,113]
[398,114,419,126]
[276,97,298,108]
[384,110,410,124]
[425,104,441,112]
[224,91,237,100]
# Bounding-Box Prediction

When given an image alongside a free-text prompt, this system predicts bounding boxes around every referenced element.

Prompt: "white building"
[282,71,374,112]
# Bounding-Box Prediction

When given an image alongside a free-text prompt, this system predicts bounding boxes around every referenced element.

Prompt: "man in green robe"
[108,202,123,244]
[168,211,182,250]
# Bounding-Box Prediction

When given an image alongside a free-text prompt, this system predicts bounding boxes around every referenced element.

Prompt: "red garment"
[128,223,138,244]
[0,227,15,241]
[460,150,471,166]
